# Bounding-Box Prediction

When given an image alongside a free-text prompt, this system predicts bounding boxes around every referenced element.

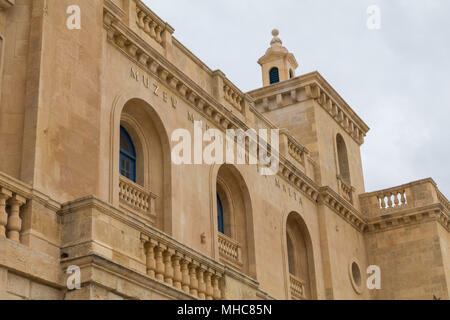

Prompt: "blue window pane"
[269,67,280,84]
[120,126,137,182]
[217,194,224,234]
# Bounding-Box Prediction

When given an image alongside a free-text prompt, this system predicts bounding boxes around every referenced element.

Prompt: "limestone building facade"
[0,0,449,300]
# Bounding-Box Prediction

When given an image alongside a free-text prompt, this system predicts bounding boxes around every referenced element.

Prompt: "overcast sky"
[143,0,450,196]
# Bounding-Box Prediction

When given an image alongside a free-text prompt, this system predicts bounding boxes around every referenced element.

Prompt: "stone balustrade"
[287,137,307,166]
[223,83,244,113]
[337,175,354,204]
[218,233,242,267]
[0,173,29,244]
[289,274,306,300]
[141,233,224,300]
[360,178,444,218]
[212,70,250,117]
[135,1,173,47]
[437,190,450,212]
[119,176,157,220]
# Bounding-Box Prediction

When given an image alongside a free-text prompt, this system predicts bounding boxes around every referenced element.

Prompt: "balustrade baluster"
[401,191,407,205]
[149,21,157,38]
[0,188,12,238]
[137,11,145,28]
[172,253,182,290]
[197,266,206,300]
[155,26,162,43]
[387,194,393,208]
[144,240,157,278]
[212,274,221,300]
[205,270,214,300]
[379,195,386,209]
[143,17,151,34]
[154,244,166,281]
[189,262,199,296]
[163,248,175,286]
[394,192,400,207]
[180,257,191,294]
[6,195,25,243]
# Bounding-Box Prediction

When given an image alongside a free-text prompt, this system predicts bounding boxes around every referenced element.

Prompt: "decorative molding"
[104,0,125,19]
[365,204,449,233]
[248,73,370,145]
[319,186,367,232]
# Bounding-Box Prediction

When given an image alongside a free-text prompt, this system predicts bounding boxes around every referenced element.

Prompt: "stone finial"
[271,28,282,46]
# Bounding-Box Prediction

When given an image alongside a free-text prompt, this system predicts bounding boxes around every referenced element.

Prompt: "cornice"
[248,72,370,145]
[172,37,214,75]
[365,203,450,233]
[319,186,367,232]
[0,171,61,212]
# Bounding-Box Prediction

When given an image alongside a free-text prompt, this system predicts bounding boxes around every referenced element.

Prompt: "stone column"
[0,188,12,237]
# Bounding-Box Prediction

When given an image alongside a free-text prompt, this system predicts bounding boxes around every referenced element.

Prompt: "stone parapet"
[60,196,267,300]
[360,178,449,232]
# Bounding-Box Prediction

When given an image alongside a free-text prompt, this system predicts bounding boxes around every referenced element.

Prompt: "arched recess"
[111,97,172,234]
[336,134,351,185]
[283,211,316,300]
[211,164,257,279]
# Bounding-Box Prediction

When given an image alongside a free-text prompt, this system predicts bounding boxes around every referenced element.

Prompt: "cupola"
[258,29,299,86]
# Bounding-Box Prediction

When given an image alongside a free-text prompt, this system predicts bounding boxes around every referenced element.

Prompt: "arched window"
[336,134,351,184]
[269,67,280,84]
[215,165,257,278]
[120,126,136,182]
[289,69,294,79]
[217,193,225,234]
[285,212,315,300]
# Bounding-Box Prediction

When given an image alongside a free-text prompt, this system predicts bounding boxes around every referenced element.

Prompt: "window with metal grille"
[269,67,280,84]
[120,126,136,182]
